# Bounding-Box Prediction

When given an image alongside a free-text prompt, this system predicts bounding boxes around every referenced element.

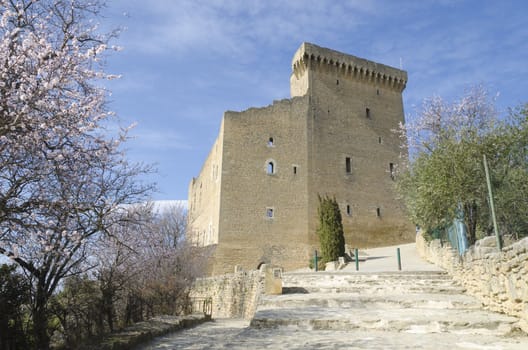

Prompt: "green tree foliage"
[0,264,32,349]
[396,87,528,244]
[316,195,345,265]
[51,275,103,349]
[489,106,528,240]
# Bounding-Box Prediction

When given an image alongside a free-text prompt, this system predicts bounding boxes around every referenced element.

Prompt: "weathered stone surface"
[81,315,209,350]
[190,270,264,320]
[139,243,528,349]
[417,234,528,332]
[137,320,528,350]
[476,236,497,248]
[325,261,338,271]
[263,265,283,295]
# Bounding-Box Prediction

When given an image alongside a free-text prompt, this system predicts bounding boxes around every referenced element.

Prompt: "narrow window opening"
[346,205,351,216]
[345,157,351,174]
[266,208,274,218]
[376,207,381,217]
[366,108,371,119]
[389,163,395,180]
[267,161,275,175]
[293,165,297,174]
[376,89,380,95]
[336,79,339,85]
[268,137,274,146]
[378,136,382,144]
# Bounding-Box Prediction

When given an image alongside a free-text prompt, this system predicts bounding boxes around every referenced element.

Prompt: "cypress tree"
[316,195,346,265]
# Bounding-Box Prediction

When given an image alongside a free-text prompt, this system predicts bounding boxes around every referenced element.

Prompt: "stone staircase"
[249,271,528,348]
[139,244,528,349]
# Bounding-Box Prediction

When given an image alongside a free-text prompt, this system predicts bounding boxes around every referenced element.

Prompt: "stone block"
[506,249,519,260]
[477,247,497,259]
[476,236,498,248]
[518,319,528,334]
[511,238,528,254]
[507,276,521,302]
[264,266,282,295]
[500,263,513,273]
[516,252,528,264]
[325,261,338,271]
[338,256,347,270]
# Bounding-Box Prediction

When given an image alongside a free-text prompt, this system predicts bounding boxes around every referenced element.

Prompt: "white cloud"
[112,0,377,59]
[151,199,188,212]
[129,127,192,150]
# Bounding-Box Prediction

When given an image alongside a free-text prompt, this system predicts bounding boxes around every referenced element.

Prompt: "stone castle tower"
[188,43,414,275]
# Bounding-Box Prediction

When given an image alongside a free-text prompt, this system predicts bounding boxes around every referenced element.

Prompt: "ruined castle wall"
[290,43,414,248]
[417,235,528,332]
[213,97,312,274]
[188,121,224,246]
[190,270,264,319]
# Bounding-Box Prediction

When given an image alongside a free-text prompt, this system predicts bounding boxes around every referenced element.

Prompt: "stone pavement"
[136,243,528,349]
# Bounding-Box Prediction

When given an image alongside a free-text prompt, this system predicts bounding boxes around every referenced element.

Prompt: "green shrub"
[316,195,345,267]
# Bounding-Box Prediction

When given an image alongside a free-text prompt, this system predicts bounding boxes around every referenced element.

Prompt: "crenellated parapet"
[292,42,407,92]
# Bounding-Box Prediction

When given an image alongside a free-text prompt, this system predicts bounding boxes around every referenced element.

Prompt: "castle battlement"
[292,42,407,92]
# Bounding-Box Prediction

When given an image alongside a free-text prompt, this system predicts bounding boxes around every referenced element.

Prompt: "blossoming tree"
[394,86,528,245]
[0,1,153,348]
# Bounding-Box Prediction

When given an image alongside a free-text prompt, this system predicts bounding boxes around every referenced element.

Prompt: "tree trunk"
[464,201,478,245]
[33,280,50,350]
[101,286,115,332]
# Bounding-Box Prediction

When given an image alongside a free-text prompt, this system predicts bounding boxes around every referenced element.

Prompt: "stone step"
[282,284,466,295]
[282,276,453,285]
[282,272,454,285]
[250,307,519,336]
[282,279,465,294]
[257,292,482,311]
[281,272,464,295]
[282,276,455,288]
[250,265,525,340]
[283,271,452,279]
[136,318,528,350]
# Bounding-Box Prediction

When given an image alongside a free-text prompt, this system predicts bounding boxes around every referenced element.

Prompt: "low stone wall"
[81,314,209,350]
[416,234,528,332]
[190,270,264,319]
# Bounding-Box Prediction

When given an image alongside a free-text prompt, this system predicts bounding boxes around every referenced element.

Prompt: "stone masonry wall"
[187,120,224,247]
[416,234,528,332]
[189,43,415,275]
[215,97,312,274]
[299,44,415,247]
[189,270,264,320]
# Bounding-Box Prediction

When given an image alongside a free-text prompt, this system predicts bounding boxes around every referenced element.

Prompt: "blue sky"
[102,0,528,201]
